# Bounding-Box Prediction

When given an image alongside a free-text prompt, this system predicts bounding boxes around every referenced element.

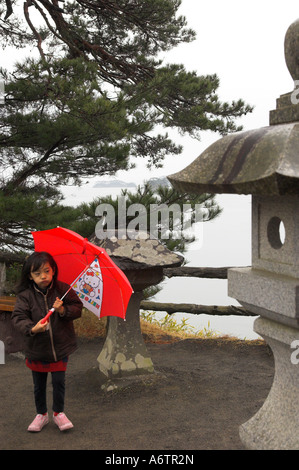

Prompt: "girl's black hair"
[16,251,58,294]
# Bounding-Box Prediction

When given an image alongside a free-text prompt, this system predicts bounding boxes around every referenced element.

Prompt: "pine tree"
[0,1,252,254]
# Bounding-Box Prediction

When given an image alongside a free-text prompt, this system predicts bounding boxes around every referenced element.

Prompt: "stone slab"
[228,267,299,323]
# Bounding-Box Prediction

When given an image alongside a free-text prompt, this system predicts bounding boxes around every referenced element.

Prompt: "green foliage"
[1,57,132,189]
[0,0,252,255]
[4,261,22,294]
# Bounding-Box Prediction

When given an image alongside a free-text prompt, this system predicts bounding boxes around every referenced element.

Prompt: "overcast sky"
[118,0,299,182]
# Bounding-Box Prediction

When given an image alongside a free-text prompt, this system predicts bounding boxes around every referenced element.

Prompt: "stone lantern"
[89,230,183,381]
[168,19,299,450]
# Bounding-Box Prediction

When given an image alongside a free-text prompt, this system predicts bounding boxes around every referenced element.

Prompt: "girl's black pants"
[31,370,65,414]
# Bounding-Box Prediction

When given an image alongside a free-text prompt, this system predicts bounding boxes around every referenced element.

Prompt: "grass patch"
[140,310,216,343]
[74,308,216,343]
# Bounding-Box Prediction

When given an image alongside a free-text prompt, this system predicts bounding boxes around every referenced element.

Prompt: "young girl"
[12,251,83,432]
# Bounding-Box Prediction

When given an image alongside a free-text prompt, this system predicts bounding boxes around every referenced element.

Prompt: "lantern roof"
[168,123,299,196]
[168,19,299,196]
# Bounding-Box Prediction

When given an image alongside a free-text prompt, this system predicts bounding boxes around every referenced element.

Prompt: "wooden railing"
[140,266,253,317]
[139,301,251,316]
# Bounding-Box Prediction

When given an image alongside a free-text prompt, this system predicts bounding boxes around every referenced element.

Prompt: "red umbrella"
[31,227,133,322]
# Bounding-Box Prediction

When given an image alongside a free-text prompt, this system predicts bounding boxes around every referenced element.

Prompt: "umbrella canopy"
[32,227,133,319]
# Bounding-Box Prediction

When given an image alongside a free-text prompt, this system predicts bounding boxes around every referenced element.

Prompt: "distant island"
[93,180,136,188]
[92,177,171,189]
[146,177,172,189]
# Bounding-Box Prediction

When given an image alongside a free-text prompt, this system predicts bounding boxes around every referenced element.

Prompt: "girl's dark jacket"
[11,280,83,362]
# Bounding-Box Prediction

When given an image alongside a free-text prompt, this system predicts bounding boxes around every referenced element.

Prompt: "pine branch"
[3,137,66,195]
[23,0,45,59]
[4,0,13,20]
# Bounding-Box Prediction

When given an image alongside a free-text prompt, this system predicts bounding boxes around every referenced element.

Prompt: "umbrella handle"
[40,285,75,325]
[41,308,55,324]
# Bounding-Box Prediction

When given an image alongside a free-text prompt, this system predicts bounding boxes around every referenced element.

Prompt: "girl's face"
[30,262,55,289]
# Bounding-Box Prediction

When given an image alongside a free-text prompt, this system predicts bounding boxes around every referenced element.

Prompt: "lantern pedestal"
[167,18,299,450]
[228,193,299,449]
[91,230,183,381]
[239,317,299,450]
[97,291,154,379]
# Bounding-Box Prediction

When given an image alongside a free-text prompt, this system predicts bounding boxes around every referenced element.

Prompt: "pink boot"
[53,412,74,431]
[27,413,49,432]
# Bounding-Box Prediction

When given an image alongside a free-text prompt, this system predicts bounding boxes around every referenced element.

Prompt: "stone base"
[239,316,299,450]
[97,329,154,378]
[97,292,154,379]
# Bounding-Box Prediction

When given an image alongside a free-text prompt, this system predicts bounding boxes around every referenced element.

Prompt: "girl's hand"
[31,318,49,334]
[53,297,64,315]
